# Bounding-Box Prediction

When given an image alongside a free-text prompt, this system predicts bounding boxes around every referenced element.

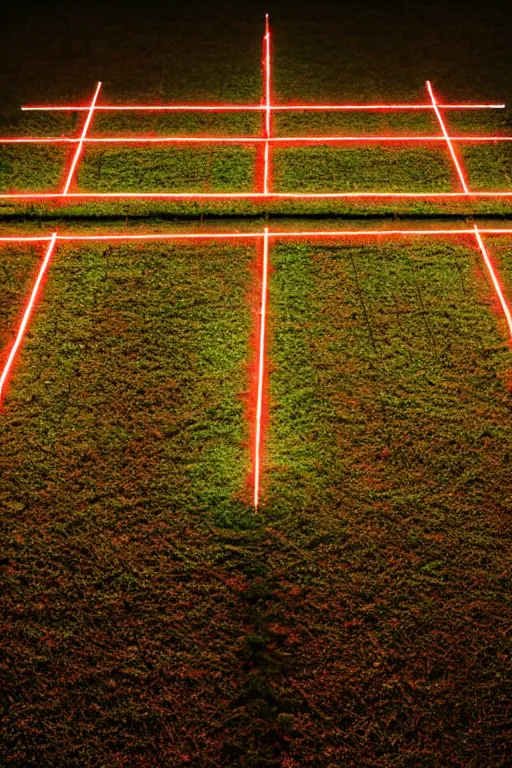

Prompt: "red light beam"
[3,192,512,200]
[263,14,272,194]
[3,135,512,145]
[54,228,512,240]
[271,103,507,111]
[270,135,512,143]
[473,225,512,340]
[427,80,470,194]
[254,226,269,509]
[4,228,512,247]
[62,82,102,195]
[0,236,53,242]
[21,103,506,112]
[0,233,58,406]
[56,232,263,242]
[265,15,272,138]
[22,104,268,112]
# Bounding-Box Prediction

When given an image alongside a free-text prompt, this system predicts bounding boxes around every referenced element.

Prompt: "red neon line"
[4,229,512,246]
[254,226,269,508]
[1,136,265,145]
[0,138,77,144]
[427,81,470,194]
[0,233,58,406]
[473,225,512,340]
[265,15,271,138]
[3,135,512,145]
[2,192,512,200]
[277,136,512,143]
[22,105,268,112]
[263,14,272,194]
[270,136,512,143]
[56,232,263,241]
[271,228,479,237]
[21,103,506,112]
[268,228,502,237]
[0,236,53,242]
[62,82,102,195]
[273,104,506,111]
[59,229,512,240]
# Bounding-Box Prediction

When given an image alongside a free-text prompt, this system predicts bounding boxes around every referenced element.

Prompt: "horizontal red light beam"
[21,103,506,112]
[0,233,58,405]
[56,232,264,241]
[3,229,512,245]
[269,135,512,142]
[2,135,512,145]
[0,236,54,242]
[2,192,512,200]
[268,228,512,238]
[270,104,507,110]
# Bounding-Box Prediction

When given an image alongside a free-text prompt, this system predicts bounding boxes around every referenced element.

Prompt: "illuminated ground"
[1,3,512,767]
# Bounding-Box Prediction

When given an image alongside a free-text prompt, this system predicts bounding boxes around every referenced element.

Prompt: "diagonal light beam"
[473,225,512,340]
[0,233,58,405]
[427,80,470,194]
[62,82,102,195]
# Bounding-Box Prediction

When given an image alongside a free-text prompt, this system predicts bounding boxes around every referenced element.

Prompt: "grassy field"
[1,2,512,766]
[1,3,512,218]
[1,231,511,766]
[264,237,512,764]
[1,107,512,218]
[0,239,257,765]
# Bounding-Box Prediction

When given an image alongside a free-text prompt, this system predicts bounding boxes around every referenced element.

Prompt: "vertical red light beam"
[62,82,102,195]
[426,80,470,194]
[254,227,270,508]
[0,233,58,406]
[473,225,512,340]
[263,14,272,194]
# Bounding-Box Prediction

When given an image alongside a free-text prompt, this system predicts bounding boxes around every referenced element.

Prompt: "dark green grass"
[273,145,453,192]
[442,109,511,135]
[0,88,511,216]
[92,111,263,137]
[490,236,512,288]
[3,233,511,766]
[0,245,41,363]
[462,143,512,190]
[269,7,512,106]
[0,113,76,139]
[77,146,257,193]
[2,4,512,764]
[0,240,254,514]
[0,146,67,193]
[0,240,268,765]
[267,236,512,511]
[447,103,512,191]
[273,110,440,137]
[262,238,512,765]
